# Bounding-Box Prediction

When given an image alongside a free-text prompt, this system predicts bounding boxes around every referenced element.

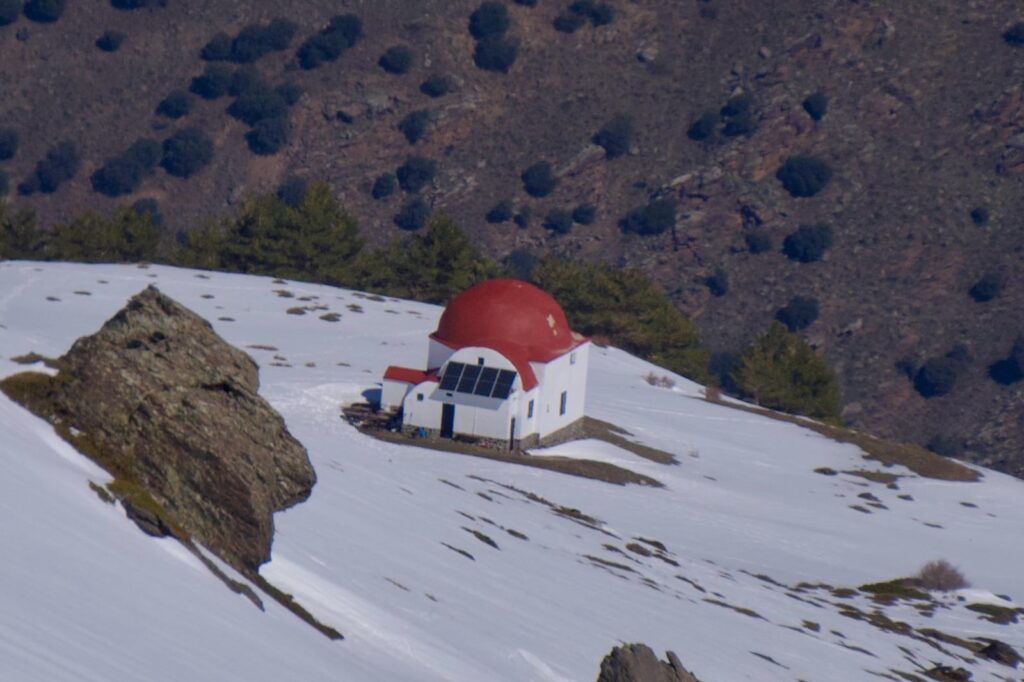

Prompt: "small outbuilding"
[382,279,589,449]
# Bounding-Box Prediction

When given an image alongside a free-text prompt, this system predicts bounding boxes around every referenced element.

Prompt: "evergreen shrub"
[782,224,833,263]
[776,155,833,197]
[521,161,556,197]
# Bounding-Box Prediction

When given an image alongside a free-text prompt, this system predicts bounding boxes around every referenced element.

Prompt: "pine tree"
[529,259,709,382]
[0,202,47,260]
[175,181,363,284]
[731,322,840,419]
[49,209,161,262]
[351,214,498,303]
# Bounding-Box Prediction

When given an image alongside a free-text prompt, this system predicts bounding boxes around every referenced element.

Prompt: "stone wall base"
[400,417,585,453]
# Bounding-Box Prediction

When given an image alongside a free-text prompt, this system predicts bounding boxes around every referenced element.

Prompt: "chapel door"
[440,403,455,439]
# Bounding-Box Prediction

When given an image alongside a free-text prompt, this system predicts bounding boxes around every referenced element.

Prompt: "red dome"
[432,279,582,362]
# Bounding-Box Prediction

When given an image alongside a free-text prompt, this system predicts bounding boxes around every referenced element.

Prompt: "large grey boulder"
[48,286,315,570]
[597,643,702,682]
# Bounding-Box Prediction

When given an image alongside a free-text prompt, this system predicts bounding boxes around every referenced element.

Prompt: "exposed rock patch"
[597,643,702,682]
[30,286,315,570]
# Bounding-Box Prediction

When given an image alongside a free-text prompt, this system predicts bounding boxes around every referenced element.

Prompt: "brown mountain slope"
[0,1,1021,474]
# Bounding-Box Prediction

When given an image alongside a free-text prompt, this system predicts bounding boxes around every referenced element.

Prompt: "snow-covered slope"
[1,261,1022,681]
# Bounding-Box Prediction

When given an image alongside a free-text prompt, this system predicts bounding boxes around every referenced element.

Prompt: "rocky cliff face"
[48,286,315,570]
[597,644,702,682]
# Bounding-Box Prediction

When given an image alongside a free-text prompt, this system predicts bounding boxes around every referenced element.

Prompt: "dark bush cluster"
[543,209,573,235]
[686,111,717,141]
[988,337,1024,386]
[0,128,18,160]
[968,272,1003,302]
[190,64,232,100]
[592,115,633,159]
[913,346,970,399]
[486,199,513,223]
[467,2,518,73]
[201,18,297,64]
[398,110,429,145]
[226,75,299,155]
[553,12,584,33]
[200,32,232,61]
[914,357,959,398]
[111,0,161,9]
[514,207,531,228]
[91,138,160,197]
[275,82,302,106]
[296,14,362,70]
[705,268,729,297]
[469,2,508,39]
[396,156,437,193]
[95,30,124,52]
[420,74,451,98]
[276,177,307,208]
[474,37,518,72]
[156,90,192,119]
[0,0,21,26]
[745,231,772,254]
[621,197,676,236]
[160,127,214,178]
[227,66,261,97]
[394,197,429,231]
[19,141,79,195]
[521,161,557,197]
[720,94,754,137]
[371,172,395,200]
[379,45,414,75]
[776,155,833,197]
[970,206,989,225]
[572,203,596,225]
[687,94,756,141]
[1003,22,1024,47]
[227,80,288,125]
[782,224,833,262]
[554,0,613,32]
[245,117,290,156]
[802,92,828,121]
[23,0,64,23]
[775,295,818,331]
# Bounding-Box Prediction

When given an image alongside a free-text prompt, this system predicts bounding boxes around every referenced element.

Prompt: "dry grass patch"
[843,469,901,485]
[359,424,662,487]
[965,603,1022,624]
[582,416,677,464]
[9,352,60,368]
[703,397,978,482]
[858,579,931,604]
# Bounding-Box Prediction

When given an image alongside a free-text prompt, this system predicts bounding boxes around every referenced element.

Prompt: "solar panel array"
[438,362,517,399]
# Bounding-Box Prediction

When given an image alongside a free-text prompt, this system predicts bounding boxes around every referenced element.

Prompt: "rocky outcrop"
[597,644,702,682]
[48,286,315,570]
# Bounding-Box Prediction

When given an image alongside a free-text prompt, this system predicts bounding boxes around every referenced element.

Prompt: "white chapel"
[381,279,590,449]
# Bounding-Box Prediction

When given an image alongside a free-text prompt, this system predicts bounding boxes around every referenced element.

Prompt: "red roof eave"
[384,366,438,385]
